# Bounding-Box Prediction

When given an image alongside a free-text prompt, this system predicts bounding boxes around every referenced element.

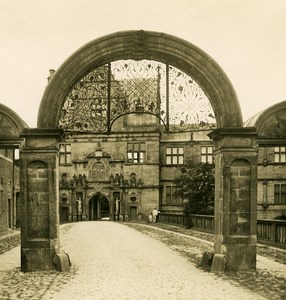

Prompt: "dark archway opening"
[89,193,110,220]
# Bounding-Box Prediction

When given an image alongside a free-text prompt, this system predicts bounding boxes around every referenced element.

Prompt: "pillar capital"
[209,127,257,152]
[21,128,64,151]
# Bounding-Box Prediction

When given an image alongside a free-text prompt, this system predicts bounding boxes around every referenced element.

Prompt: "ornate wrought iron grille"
[58,60,216,133]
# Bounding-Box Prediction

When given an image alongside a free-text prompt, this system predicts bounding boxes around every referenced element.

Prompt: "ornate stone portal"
[20,30,258,272]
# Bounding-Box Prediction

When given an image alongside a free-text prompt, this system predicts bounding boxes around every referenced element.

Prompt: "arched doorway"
[89,193,110,220]
[21,30,258,272]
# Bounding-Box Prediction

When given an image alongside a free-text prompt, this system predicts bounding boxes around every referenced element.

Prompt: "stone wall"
[0,230,20,254]
[0,153,14,236]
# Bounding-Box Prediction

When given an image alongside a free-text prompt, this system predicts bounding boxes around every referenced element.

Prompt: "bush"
[174,163,215,227]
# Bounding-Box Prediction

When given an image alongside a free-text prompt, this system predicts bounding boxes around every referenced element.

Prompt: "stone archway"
[38,30,242,129]
[20,30,258,272]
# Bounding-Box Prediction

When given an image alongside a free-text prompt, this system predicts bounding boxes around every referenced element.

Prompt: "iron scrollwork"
[58,59,216,133]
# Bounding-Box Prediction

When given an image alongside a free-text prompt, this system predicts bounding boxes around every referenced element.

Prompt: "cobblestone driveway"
[0,221,279,299]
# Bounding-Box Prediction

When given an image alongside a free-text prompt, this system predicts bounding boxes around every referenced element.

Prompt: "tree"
[174,162,215,227]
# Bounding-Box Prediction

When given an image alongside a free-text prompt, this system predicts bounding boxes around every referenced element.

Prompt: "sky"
[0,0,286,127]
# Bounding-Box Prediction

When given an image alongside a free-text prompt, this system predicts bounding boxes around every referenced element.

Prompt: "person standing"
[152,208,159,223]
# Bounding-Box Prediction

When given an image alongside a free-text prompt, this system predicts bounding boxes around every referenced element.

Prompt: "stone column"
[209,128,258,271]
[82,191,87,221]
[20,128,64,272]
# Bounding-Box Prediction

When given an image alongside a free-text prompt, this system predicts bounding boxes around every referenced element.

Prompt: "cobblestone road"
[0,221,283,299]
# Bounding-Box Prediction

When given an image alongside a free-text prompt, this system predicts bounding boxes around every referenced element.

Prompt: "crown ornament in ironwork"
[134,30,146,48]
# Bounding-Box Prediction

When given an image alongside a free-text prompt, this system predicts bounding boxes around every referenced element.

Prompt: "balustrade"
[158,213,286,248]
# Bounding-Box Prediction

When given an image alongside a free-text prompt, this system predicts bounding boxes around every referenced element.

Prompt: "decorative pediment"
[86,142,111,159]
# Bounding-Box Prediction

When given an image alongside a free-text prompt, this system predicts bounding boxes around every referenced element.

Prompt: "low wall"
[0,230,20,254]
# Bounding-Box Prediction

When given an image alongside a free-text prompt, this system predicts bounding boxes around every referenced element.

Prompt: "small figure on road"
[152,208,159,223]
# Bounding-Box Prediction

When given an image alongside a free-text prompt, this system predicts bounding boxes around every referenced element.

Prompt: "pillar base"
[21,248,56,272]
[215,235,256,271]
[211,254,226,273]
[54,253,71,272]
[224,244,256,271]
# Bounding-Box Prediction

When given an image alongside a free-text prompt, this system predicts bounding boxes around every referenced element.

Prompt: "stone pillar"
[20,128,64,272]
[209,128,258,271]
[81,191,87,221]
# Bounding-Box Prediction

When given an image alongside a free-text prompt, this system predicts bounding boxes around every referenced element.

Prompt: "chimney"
[47,69,56,83]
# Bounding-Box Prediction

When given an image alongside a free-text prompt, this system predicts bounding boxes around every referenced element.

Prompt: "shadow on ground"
[126,222,286,300]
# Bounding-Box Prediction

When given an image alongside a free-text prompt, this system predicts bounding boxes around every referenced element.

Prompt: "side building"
[40,58,284,224]
[159,130,214,223]
[245,100,286,220]
[59,113,161,223]
[0,103,27,236]
[56,59,216,223]
[58,119,215,224]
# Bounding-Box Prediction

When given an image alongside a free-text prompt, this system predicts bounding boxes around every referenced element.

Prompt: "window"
[59,144,71,165]
[14,149,19,160]
[130,192,137,202]
[274,147,286,163]
[165,185,182,205]
[127,143,146,163]
[201,146,213,163]
[274,184,286,204]
[166,147,184,165]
